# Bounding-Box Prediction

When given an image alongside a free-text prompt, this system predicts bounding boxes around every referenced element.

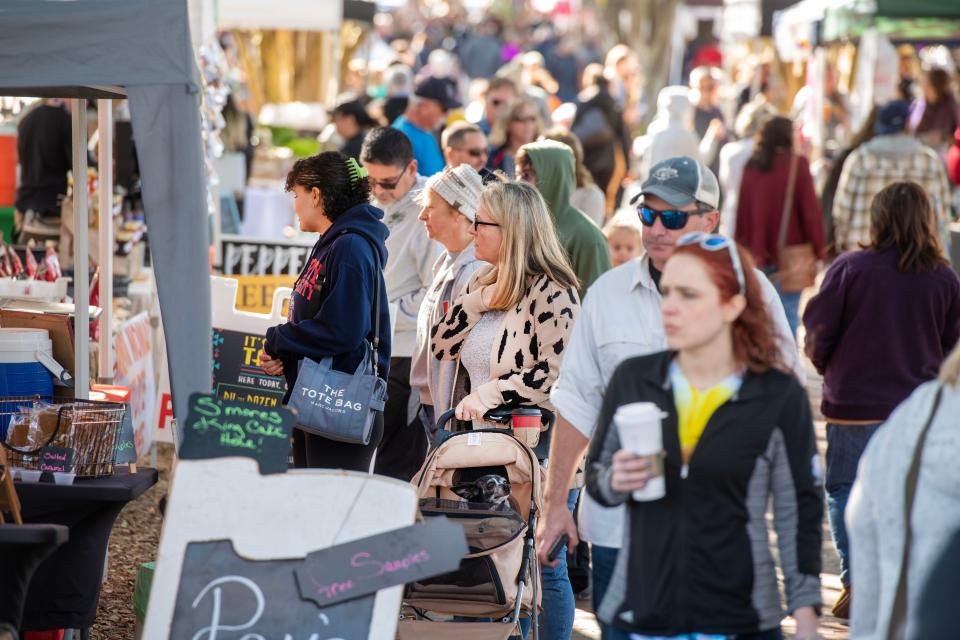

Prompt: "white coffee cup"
[614,402,667,501]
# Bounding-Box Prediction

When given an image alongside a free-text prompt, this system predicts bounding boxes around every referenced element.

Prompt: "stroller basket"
[418,498,526,554]
[411,498,527,607]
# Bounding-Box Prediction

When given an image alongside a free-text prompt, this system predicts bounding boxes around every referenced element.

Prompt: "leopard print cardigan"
[431,269,580,412]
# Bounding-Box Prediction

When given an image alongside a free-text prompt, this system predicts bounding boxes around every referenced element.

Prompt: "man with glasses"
[360,127,443,481]
[393,76,461,178]
[441,122,489,172]
[536,156,803,640]
[478,76,518,135]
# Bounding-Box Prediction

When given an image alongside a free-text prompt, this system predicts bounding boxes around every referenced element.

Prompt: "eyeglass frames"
[676,232,746,296]
[473,219,501,232]
[368,163,410,190]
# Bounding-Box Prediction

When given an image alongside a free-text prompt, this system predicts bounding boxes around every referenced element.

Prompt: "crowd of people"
[257,20,960,640]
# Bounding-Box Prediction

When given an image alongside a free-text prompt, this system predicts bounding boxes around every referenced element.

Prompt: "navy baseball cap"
[874,100,910,136]
[415,76,462,111]
[630,156,721,211]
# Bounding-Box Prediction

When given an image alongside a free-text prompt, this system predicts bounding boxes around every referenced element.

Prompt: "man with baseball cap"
[393,76,462,177]
[833,99,952,252]
[536,156,803,640]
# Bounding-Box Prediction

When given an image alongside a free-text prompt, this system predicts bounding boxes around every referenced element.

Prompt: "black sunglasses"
[637,206,708,231]
[368,163,409,190]
[463,148,488,158]
[473,219,501,231]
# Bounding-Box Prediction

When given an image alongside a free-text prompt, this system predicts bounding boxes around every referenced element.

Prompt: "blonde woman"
[487,97,543,177]
[432,179,579,422]
[430,179,581,640]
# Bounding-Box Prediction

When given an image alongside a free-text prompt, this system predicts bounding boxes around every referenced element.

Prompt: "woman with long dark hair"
[803,181,960,618]
[736,115,825,336]
[912,67,960,148]
[260,152,392,471]
[587,234,823,640]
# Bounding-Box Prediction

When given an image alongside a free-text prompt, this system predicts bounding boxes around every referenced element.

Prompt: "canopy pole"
[71,99,90,399]
[97,99,114,384]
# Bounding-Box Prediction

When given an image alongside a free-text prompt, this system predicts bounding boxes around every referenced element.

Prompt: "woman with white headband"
[410,164,489,440]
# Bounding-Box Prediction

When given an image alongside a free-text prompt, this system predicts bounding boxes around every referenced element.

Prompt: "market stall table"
[13,467,158,633]
[0,524,69,631]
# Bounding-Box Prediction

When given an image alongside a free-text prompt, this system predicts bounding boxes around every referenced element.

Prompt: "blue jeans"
[777,290,801,338]
[628,633,782,640]
[518,488,580,639]
[592,545,632,640]
[762,266,801,338]
[825,422,882,587]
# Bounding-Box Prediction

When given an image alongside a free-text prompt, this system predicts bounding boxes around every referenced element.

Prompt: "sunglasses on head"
[676,232,746,296]
[637,204,710,231]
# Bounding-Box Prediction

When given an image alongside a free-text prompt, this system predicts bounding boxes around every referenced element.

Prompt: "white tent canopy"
[0,0,211,428]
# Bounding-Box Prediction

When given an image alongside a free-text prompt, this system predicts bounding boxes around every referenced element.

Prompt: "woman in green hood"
[516,140,612,295]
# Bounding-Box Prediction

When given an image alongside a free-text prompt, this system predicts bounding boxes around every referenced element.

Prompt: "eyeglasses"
[473,219,501,231]
[458,148,488,158]
[676,232,746,296]
[368,164,409,190]
[637,205,708,231]
[512,115,538,123]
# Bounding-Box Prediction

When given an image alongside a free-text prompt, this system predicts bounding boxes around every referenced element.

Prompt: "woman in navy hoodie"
[260,152,391,471]
[803,180,960,618]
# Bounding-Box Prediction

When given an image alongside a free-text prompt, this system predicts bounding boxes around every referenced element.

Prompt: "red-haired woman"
[585,233,823,640]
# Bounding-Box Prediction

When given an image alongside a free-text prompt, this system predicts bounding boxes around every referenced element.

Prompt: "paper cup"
[53,472,76,486]
[614,402,667,501]
[511,408,540,448]
[19,469,42,483]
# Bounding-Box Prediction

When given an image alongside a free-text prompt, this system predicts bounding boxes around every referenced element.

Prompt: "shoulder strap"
[887,384,945,640]
[777,152,799,253]
[338,230,383,375]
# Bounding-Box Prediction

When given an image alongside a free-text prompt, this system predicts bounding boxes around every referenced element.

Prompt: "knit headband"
[425,164,485,222]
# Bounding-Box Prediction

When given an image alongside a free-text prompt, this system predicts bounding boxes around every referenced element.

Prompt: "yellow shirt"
[670,362,743,464]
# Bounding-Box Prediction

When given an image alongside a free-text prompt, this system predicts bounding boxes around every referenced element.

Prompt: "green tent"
[824,0,960,41]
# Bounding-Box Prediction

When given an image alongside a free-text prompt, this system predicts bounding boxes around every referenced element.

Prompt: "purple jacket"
[803,248,960,421]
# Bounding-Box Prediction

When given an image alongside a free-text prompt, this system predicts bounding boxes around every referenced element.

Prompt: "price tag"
[467,433,481,446]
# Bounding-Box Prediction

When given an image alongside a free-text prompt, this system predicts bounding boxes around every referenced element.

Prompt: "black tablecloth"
[0,524,69,630]
[14,467,159,631]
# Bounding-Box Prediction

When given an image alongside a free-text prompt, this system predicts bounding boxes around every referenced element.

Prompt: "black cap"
[331,99,377,127]
[414,76,462,111]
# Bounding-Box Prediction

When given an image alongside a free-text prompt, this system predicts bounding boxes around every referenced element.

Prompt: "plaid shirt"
[833,134,952,252]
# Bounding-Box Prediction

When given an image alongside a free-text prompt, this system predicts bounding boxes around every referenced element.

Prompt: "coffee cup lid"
[511,408,541,416]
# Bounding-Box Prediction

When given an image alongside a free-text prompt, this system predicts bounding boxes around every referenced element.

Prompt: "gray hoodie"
[848,380,960,639]
[377,175,443,358]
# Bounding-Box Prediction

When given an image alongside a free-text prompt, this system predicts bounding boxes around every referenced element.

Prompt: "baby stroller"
[397,407,554,640]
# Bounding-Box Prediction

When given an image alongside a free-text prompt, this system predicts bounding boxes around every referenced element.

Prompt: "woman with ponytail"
[586,234,823,640]
[261,151,392,471]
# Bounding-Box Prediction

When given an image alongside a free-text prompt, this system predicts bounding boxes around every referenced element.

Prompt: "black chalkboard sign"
[179,393,295,474]
[171,540,376,640]
[212,327,287,408]
[296,516,468,607]
[39,447,73,473]
[171,519,467,639]
[114,408,137,465]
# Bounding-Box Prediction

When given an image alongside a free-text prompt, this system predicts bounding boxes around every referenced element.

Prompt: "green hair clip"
[346,157,368,186]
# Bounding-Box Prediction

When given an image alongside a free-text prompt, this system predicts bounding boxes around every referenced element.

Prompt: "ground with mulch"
[89,445,171,640]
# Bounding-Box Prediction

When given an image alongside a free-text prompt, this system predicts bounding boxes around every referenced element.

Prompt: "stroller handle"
[434,406,556,432]
[433,406,556,460]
